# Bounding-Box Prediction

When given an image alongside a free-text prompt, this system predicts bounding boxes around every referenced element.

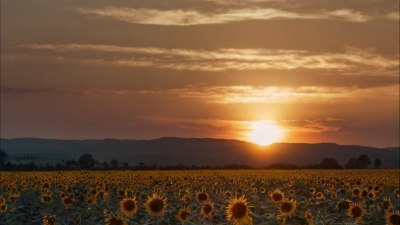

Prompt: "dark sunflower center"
[180,211,190,220]
[232,202,247,218]
[203,204,212,214]
[351,206,362,217]
[353,189,360,195]
[198,193,208,202]
[281,202,293,212]
[361,191,368,197]
[389,214,399,225]
[383,202,392,210]
[123,200,136,211]
[272,193,283,201]
[64,198,72,204]
[149,199,164,213]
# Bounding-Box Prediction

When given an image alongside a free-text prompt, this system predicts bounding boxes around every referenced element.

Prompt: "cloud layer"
[20,44,399,73]
[76,7,398,26]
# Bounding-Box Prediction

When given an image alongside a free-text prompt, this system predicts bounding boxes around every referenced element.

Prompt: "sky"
[1,0,399,147]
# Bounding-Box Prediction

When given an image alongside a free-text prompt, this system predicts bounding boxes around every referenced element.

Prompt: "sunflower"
[352,187,361,198]
[144,193,167,217]
[278,198,297,218]
[288,190,295,196]
[304,210,313,222]
[0,204,7,213]
[315,192,325,200]
[0,196,5,205]
[105,214,128,225]
[360,189,368,199]
[336,199,351,212]
[180,195,190,206]
[176,207,191,223]
[382,198,393,212]
[119,197,138,218]
[200,200,215,220]
[309,187,316,195]
[196,191,210,203]
[270,189,284,203]
[386,211,400,225]
[43,214,56,225]
[226,196,253,225]
[62,197,73,208]
[347,202,364,223]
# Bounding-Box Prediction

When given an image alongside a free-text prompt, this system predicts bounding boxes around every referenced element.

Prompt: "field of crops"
[0,170,399,225]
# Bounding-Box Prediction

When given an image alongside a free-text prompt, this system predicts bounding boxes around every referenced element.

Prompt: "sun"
[247,120,284,146]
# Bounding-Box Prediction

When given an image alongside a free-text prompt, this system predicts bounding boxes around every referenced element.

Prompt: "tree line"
[0,149,383,171]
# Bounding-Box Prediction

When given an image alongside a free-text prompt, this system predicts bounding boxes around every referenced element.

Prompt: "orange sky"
[1,0,399,147]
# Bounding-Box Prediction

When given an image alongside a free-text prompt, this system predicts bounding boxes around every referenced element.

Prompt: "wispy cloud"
[76,7,380,25]
[156,85,399,104]
[20,44,399,72]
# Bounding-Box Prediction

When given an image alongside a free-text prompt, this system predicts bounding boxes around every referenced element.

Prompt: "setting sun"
[248,120,284,146]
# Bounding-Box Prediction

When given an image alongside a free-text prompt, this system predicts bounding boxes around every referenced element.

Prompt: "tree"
[319,157,343,169]
[111,159,119,169]
[357,154,371,169]
[345,154,371,169]
[102,161,110,170]
[122,162,130,170]
[0,149,7,169]
[78,154,96,169]
[373,158,382,169]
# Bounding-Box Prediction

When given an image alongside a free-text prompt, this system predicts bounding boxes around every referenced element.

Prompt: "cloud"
[157,85,399,104]
[387,12,400,20]
[76,7,378,25]
[20,44,399,73]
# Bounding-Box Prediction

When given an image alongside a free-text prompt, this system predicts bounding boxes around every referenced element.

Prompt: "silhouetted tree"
[345,154,371,169]
[78,154,96,169]
[0,149,7,169]
[102,161,110,170]
[319,157,343,169]
[110,159,119,169]
[357,154,371,168]
[373,158,382,169]
[122,162,129,170]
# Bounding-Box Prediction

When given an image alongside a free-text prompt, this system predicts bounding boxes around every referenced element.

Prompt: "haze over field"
[1,0,399,148]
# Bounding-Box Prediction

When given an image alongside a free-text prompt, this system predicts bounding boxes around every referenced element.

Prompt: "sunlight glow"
[247,120,284,146]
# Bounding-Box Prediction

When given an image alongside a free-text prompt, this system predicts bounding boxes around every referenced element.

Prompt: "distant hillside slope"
[1,138,399,168]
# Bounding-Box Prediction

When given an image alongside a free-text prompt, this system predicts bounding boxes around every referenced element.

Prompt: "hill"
[0,138,398,168]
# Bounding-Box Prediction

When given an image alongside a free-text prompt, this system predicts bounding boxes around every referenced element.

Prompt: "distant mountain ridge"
[1,137,399,168]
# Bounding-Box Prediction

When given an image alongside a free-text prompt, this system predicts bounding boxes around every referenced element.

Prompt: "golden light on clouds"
[247,120,284,146]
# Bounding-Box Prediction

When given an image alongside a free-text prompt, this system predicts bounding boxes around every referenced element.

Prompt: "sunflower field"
[0,170,399,225]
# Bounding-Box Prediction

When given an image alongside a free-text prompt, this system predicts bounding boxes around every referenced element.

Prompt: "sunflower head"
[176,207,191,223]
[386,211,400,225]
[180,195,191,206]
[336,199,351,212]
[119,197,138,218]
[62,197,73,208]
[382,198,393,211]
[144,193,167,217]
[226,196,253,225]
[196,191,210,203]
[352,188,360,197]
[279,198,297,218]
[270,189,284,203]
[43,214,56,225]
[347,202,364,223]
[304,210,313,222]
[105,214,128,225]
[200,200,215,220]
